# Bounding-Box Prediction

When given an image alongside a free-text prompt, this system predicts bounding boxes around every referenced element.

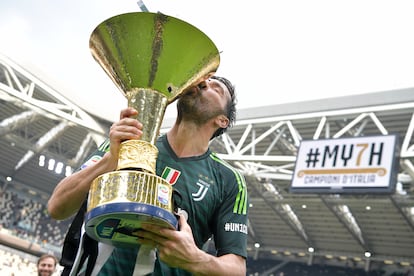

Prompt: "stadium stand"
[0,182,69,275]
[0,244,63,275]
[0,188,71,251]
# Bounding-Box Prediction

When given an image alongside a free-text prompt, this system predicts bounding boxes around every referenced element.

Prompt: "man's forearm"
[186,252,246,276]
[47,153,115,220]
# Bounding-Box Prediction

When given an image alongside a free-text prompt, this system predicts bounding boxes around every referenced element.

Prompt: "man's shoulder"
[208,152,243,179]
[209,151,232,168]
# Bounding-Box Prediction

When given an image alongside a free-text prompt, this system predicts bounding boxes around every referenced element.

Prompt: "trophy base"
[85,202,178,248]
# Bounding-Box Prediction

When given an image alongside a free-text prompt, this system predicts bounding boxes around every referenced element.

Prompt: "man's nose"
[197,80,208,90]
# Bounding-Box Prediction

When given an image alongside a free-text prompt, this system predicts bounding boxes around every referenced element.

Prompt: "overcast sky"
[1,0,414,121]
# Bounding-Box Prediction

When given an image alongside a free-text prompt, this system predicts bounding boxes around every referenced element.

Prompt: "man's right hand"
[108,107,144,166]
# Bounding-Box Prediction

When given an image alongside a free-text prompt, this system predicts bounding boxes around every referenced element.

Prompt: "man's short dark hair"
[211,75,237,139]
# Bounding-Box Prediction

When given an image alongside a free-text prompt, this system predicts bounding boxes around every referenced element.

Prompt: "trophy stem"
[127,88,168,144]
[116,88,168,173]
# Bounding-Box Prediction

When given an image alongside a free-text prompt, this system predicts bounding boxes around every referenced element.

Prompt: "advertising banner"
[290,134,399,193]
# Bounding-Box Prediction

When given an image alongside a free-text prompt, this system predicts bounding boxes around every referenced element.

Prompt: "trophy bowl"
[84,12,220,247]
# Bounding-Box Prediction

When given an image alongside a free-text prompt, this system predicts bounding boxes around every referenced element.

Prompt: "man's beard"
[176,92,223,125]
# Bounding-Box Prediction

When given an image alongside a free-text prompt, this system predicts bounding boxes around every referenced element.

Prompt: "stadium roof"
[1,53,413,272]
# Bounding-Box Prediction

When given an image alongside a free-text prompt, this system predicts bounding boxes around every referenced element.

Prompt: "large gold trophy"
[84,12,220,247]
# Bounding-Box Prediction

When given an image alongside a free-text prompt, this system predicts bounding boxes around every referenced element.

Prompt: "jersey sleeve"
[213,167,249,258]
[76,138,110,172]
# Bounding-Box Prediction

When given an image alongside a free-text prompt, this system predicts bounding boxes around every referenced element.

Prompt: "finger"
[177,212,190,231]
[118,117,143,129]
[115,122,142,134]
[139,223,165,236]
[120,107,138,119]
[133,230,165,250]
[178,214,185,226]
[111,119,142,137]
[133,228,163,240]
[136,237,158,249]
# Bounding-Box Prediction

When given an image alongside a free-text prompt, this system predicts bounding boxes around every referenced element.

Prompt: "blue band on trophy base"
[85,202,178,247]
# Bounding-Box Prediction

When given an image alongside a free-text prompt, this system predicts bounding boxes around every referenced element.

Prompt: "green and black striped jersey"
[156,134,248,255]
[70,134,248,276]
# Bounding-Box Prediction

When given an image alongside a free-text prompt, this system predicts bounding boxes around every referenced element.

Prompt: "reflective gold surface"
[89,12,220,103]
[88,171,173,213]
[85,12,220,245]
[89,11,220,174]
[117,140,158,173]
[116,88,168,172]
[126,88,168,144]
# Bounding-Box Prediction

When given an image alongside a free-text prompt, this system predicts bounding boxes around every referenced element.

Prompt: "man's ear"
[216,115,229,129]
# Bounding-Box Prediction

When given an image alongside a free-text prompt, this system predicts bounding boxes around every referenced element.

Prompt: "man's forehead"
[207,78,231,98]
[210,77,232,98]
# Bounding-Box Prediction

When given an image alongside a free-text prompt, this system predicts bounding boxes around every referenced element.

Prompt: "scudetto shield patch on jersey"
[80,155,102,170]
[161,167,181,185]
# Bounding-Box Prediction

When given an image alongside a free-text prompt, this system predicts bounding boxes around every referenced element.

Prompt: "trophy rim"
[89,11,221,103]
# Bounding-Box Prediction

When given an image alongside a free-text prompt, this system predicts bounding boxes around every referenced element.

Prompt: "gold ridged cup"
[84,12,220,247]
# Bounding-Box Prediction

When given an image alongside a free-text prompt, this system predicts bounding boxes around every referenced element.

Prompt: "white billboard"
[290,134,399,193]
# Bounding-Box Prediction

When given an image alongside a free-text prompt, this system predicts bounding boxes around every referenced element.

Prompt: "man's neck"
[167,121,211,158]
